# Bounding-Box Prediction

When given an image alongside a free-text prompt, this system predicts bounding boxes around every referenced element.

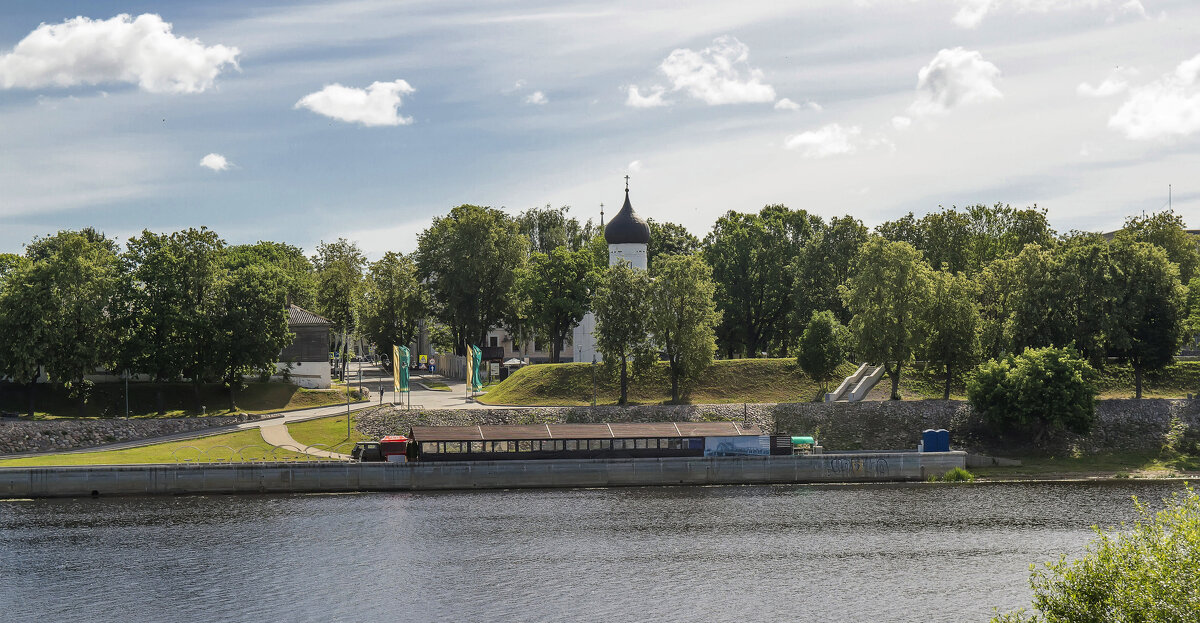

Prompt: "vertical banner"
[399,346,411,393]
[465,344,474,391]
[470,345,484,393]
[392,344,401,396]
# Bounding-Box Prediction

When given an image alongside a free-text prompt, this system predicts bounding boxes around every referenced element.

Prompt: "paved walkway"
[258,421,350,460]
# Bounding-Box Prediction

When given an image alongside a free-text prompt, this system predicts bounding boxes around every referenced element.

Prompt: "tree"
[593,261,654,405]
[649,254,720,403]
[1051,233,1116,365]
[967,346,1097,443]
[312,238,366,379]
[992,486,1200,622]
[796,310,847,396]
[226,241,317,308]
[1107,240,1187,399]
[358,252,427,367]
[0,256,49,416]
[878,204,1055,275]
[647,219,700,269]
[791,215,868,330]
[841,237,933,400]
[977,244,1062,359]
[704,205,821,358]
[1118,208,1199,283]
[514,247,598,363]
[212,264,293,410]
[516,204,596,255]
[416,204,527,352]
[919,270,980,399]
[32,231,120,416]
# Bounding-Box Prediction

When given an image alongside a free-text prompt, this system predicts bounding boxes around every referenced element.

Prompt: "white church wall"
[608,243,647,270]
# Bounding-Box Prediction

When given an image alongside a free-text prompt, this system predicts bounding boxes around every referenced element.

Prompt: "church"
[572,184,651,363]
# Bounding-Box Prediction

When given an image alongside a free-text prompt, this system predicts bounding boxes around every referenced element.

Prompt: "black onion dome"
[604,190,650,244]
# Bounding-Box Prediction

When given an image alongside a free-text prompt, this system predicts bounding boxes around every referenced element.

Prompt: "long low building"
[408,421,777,461]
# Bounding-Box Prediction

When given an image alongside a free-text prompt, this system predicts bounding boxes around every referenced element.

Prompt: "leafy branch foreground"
[993,485,1200,622]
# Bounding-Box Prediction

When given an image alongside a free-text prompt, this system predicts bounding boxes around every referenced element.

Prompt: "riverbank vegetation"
[992,485,1200,621]
[0,428,308,467]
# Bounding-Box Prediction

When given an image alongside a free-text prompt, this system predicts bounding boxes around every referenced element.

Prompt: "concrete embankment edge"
[0,452,966,498]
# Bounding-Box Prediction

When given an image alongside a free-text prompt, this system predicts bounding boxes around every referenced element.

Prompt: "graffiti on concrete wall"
[824,456,890,478]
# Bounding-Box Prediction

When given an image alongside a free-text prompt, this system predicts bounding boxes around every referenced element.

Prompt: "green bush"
[937,467,975,482]
[967,347,1097,444]
[992,485,1200,622]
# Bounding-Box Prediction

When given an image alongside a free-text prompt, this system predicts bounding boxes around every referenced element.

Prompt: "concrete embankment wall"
[357,399,1200,454]
[0,452,965,498]
[0,413,273,455]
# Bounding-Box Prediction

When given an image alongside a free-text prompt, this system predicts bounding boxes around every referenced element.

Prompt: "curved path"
[258,422,350,460]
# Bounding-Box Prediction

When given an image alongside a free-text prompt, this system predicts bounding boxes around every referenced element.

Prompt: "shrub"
[967,347,1097,444]
[937,467,975,482]
[992,485,1200,622]
[796,310,848,396]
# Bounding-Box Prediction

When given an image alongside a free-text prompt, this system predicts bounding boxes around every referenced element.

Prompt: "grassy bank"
[0,428,310,467]
[478,359,858,406]
[886,360,1200,401]
[0,381,356,419]
[286,414,368,450]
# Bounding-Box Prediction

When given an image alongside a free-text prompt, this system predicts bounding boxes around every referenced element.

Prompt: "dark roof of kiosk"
[287,304,332,326]
[603,189,651,245]
[410,422,763,441]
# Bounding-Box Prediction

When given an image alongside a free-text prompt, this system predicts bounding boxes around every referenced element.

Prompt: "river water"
[0,480,1187,622]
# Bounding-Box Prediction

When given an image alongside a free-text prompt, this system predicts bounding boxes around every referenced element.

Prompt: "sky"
[2,0,1199,258]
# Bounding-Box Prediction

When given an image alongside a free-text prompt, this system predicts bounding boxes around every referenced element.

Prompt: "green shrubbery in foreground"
[993,485,1200,622]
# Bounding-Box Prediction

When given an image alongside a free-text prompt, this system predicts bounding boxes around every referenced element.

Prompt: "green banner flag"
[470,345,483,392]
[399,346,411,393]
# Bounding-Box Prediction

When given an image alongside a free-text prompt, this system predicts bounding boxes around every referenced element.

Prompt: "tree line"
[2,201,1197,413]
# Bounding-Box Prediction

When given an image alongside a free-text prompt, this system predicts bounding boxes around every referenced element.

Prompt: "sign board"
[489,362,500,376]
[703,436,770,457]
[419,354,428,364]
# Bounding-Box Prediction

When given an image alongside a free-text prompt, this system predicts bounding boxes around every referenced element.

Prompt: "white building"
[573,187,651,363]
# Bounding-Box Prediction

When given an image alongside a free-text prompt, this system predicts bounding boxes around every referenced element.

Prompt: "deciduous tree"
[919,271,979,399]
[967,346,1096,443]
[213,264,293,410]
[514,247,598,363]
[1107,240,1187,399]
[649,254,720,403]
[359,252,428,367]
[840,237,933,400]
[594,261,654,405]
[312,238,366,379]
[796,310,848,396]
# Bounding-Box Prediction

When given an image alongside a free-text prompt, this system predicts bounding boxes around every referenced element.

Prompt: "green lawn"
[286,414,369,451]
[0,428,311,467]
[478,359,857,406]
[0,381,360,419]
[419,380,451,391]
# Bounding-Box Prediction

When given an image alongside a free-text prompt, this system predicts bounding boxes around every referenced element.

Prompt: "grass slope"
[0,428,309,467]
[0,382,356,419]
[478,359,858,406]
[479,359,1200,406]
[286,414,368,450]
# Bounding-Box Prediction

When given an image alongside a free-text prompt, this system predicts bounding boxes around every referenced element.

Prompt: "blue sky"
[2,0,1199,257]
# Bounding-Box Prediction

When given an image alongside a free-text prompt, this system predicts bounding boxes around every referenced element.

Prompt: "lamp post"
[591,355,597,407]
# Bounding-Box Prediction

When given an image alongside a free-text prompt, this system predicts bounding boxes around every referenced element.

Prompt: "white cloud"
[775,98,801,110]
[949,0,1149,29]
[0,14,239,94]
[1108,54,1200,140]
[295,79,415,126]
[627,160,643,173]
[626,85,669,108]
[907,48,1002,117]
[199,153,230,171]
[1077,73,1130,98]
[658,35,776,105]
[784,123,862,158]
[891,115,913,130]
[524,90,548,105]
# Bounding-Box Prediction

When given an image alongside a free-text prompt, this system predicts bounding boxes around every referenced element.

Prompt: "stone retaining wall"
[356,399,1200,454]
[0,413,272,455]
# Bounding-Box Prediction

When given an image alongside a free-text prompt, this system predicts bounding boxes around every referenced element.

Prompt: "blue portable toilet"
[921,429,939,452]
[936,429,950,452]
